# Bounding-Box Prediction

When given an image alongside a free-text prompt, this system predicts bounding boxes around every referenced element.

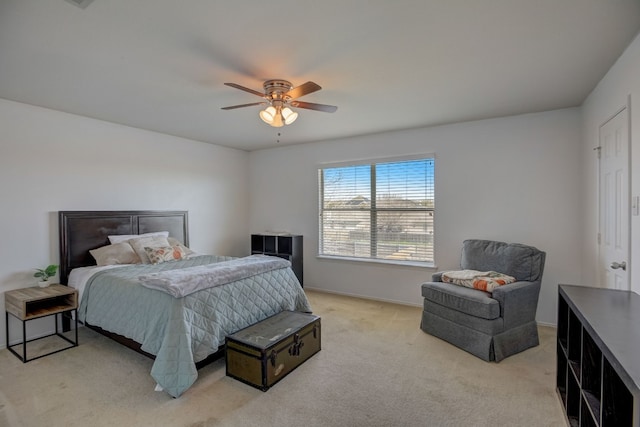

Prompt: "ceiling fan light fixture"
[259,105,294,127]
[272,109,284,127]
[281,107,298,125]
[259,106,277,124]
[225,80,335,127]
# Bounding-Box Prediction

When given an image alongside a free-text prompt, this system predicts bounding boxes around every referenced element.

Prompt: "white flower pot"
[38,280,50,288]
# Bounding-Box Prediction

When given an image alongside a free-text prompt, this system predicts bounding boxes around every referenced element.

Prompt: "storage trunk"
[225,310,321,391]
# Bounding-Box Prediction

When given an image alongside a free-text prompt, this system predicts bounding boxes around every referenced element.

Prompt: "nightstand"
[5,284,78,362]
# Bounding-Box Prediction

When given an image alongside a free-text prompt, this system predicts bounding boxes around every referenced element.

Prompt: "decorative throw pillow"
[108,231,169,244]
[90,242,141,266]
[144,245,187,265]
[128,235,171,264]
[167,237,196,257]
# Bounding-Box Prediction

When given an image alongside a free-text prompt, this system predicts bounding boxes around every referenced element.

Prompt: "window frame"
[317,154,435,268]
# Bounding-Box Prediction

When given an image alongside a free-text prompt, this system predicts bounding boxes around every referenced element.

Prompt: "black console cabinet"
[557,285,640,426]
[251,234,303,287]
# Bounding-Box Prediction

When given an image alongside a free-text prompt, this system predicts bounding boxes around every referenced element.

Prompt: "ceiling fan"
[221,80,337,127]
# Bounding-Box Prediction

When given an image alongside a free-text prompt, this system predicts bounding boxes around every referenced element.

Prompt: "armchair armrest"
[491,280,541,328]
[431,272,444,282]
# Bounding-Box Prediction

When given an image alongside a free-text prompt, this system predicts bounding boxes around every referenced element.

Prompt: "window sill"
[316,254,436,269]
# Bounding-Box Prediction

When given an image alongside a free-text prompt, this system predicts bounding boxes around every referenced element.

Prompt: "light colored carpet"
[0,290,566,427]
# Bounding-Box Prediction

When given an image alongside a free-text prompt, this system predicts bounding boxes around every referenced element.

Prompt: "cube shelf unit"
[557,285,640,426]
[251,233,303,287]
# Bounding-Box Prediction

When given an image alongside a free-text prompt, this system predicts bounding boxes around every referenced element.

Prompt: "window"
[318,156,435,265]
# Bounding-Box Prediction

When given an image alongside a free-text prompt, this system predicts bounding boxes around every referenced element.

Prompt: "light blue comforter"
[78,255,312,397]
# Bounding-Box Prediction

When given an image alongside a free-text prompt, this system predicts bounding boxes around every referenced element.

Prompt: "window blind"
[319,157,434,264]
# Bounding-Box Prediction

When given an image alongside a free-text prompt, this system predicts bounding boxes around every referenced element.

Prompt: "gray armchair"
[420,239,546,362]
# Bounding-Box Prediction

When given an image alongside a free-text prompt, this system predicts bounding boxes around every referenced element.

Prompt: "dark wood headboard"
[58,210,189,285]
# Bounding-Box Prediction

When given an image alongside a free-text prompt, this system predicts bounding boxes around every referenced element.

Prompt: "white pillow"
[128,235,171,264]
[89,242,141,266]
[108,231,169,244]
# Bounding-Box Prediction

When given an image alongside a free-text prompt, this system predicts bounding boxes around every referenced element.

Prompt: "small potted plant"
[34,264,58,287]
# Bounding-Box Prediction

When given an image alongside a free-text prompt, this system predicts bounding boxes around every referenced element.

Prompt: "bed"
[58,210,311,397]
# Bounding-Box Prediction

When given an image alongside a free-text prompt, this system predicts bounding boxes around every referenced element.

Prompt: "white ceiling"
[1,1,639,151]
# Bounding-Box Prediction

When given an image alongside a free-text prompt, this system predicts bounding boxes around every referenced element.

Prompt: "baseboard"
[1,323,81,350]
[303,286,422,308]
[2,329,55,350]
[305,286,558,327]
[537,320,557,328]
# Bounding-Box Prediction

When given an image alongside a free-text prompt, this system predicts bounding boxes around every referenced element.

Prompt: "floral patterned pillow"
[167,237,196,257]
[144,245,187,265]
[128,236,171,264]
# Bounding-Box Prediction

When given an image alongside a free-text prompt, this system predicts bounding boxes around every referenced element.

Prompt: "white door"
[598,107,630,290]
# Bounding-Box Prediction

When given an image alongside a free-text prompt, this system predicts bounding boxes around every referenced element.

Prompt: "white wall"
[0,98,249,347]
[581,33,640,294]
[2,28,635,349]
[248,108,582,325]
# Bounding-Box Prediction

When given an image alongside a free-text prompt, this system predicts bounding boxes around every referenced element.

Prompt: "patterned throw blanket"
[138,254,291,297]
[442,269,516,292]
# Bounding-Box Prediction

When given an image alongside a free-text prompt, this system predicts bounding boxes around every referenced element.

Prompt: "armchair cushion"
[421,282,500,320]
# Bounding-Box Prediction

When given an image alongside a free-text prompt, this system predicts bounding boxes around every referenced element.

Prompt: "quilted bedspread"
[77,255,312,397]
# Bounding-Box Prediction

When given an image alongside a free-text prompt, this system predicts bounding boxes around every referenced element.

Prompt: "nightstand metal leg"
[22,317,26,363]
[4,311,7,350]
[6,310,79,363]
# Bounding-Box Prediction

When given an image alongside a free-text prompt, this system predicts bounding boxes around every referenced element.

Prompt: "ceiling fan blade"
[285,81,322,99]
[290,101,337,113]
[221,102,266,110]
[224,82,265,98]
